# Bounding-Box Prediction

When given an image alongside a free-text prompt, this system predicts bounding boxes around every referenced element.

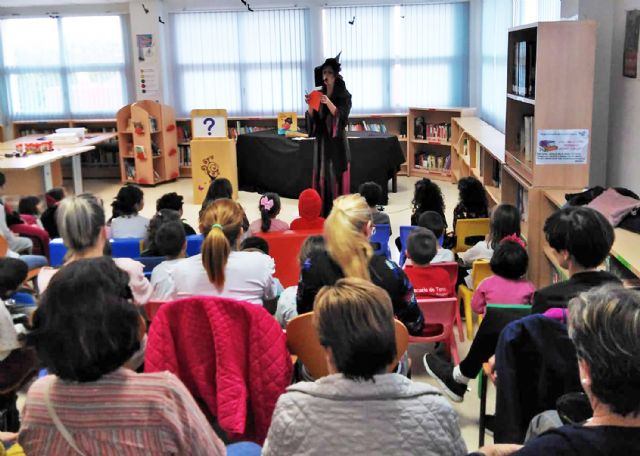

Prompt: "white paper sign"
[193,116,227,138]
[536,129,589,165]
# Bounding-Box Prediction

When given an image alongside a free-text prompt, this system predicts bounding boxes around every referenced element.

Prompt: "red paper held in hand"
[307,90,322,112]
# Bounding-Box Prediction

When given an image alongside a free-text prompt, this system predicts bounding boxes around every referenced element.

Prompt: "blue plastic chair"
[370,224,391,258]
[186,234,204,256]
[110,238,143,258]
[49,238,66,267]
[399,225,445,266]
[135,256,166,274]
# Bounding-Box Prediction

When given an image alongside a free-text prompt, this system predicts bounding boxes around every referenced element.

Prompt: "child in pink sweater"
[471,236,535,315]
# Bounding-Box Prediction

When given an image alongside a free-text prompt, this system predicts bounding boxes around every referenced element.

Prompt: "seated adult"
[263,278,467,455]
[165,198,279,304]
[532,206,619,314]
[475,285,640,455]
[424,205,618,403]
[37,194,152,305]
[19,257,225,455]
[297,194,424,336]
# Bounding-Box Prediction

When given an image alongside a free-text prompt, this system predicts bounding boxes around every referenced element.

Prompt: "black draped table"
[237,130,404,204]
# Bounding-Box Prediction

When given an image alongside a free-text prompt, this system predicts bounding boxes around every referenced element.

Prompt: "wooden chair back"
[286,312,409,380]
[0,235,8,257]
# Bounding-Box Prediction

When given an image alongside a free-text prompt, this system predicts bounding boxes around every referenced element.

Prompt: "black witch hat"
[314,52,342,87]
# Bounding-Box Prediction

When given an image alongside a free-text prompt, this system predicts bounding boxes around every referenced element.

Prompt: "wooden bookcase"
[11,119,120,179]
[349,113,408,175]
[408,107,476,181]
[501,20,596,286]
[116,101,179,186]
[450,117,505,208]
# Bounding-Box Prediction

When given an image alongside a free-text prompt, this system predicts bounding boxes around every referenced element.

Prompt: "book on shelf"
[124,159,136,180]
[515,185,529,223]
[512,41,536,98]
[415,153,448,171]
[492,161,501,188]
[518,115,535,164]
[425,123,452,142]
[177,125,191,142]
[347,122,388,133]
[179,145,191,167]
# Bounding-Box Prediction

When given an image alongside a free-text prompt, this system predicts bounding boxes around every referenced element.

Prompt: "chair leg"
[478,370,488,447]
[463,296,474,339]
[454,298,465,343]
[449,333,460,365]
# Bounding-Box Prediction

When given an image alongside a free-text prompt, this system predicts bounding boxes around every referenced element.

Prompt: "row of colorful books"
[512,40,536,98]
[228,126,270,139]
[419,123,451,142]
[177,125,191,143]
[414,153,451,171]
[178,145,191,167]
[347,121,389,133]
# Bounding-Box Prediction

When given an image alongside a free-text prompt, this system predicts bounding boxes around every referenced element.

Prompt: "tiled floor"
[78,175,493,451]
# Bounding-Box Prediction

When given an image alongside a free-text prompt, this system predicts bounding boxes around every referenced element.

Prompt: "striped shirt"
[19,368,225,455]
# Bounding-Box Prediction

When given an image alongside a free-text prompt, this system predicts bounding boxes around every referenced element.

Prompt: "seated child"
[359,181,391,232]
[275,235,325,328]
[142,209,181,257]
[290,188,325,230]
[156,192,196,235]
[247,192,289,236]
[0,257,35,307]
[40,187,65,238]
[110,185,149,239]
[403,228,453,298]
[471,236,535,315]
[417,211,454,263]
[452,176,489,231]
[149,221,187,301]
[240,236,270,254]
[18,196,44,228]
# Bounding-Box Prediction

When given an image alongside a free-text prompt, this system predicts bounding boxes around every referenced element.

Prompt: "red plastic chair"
[256,229,323,288]
[408,297,460,364]
[11,224,50,260]
[409,262,464,343]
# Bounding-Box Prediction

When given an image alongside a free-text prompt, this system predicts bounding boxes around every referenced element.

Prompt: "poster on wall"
[136,34,157,64]
[623,10,640,78]
[536,129,589,165]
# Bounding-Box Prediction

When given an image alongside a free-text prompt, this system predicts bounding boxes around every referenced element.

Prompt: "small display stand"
[190,109,238,205]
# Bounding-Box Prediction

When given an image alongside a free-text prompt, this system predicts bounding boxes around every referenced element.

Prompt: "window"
[513,0,561,26]
[0,15,132,120]
[322,3,469,113]
[170,9,310,117]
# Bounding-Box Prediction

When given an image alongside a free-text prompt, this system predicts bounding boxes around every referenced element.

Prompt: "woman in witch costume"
[305,53,352,217]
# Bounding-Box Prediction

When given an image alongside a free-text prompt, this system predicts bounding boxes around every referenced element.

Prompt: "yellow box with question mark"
[190,109,238,205]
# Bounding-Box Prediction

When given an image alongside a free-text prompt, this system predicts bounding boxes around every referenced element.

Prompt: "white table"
[0,132,116,195]
[0,146,95,194]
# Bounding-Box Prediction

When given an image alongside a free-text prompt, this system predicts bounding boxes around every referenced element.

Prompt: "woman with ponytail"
[166,199,279,304]
[247,192,289,236]
[296,194,424,336]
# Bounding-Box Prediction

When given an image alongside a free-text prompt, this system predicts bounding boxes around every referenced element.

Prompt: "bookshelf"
[116,101,179,186]
[408,107,476,181]
[450,117,505,208]
[11,119,120,179]
[502,20,596,287]
[541,189,640,289]
[348,113,408,175]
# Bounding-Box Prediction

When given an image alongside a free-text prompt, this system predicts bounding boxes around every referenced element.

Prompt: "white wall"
[607,0,640,194]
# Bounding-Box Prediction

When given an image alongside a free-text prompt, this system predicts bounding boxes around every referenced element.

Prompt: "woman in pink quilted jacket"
[263,278,467,456]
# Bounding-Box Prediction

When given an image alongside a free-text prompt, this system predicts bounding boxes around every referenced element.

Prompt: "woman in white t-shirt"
[166,199,279,305]
[110,185,149,239]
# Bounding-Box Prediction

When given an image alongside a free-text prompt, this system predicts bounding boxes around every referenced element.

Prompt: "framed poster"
[623,10,640,78]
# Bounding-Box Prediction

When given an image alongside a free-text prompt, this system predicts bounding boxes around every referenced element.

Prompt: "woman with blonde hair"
[296,194,424,335]
[165,198,279,304]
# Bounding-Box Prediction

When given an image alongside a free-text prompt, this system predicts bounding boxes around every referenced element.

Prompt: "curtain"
[170,9,311,117]
[322,3,469,113]
[480,0,512,132]
[0,15,133,121]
